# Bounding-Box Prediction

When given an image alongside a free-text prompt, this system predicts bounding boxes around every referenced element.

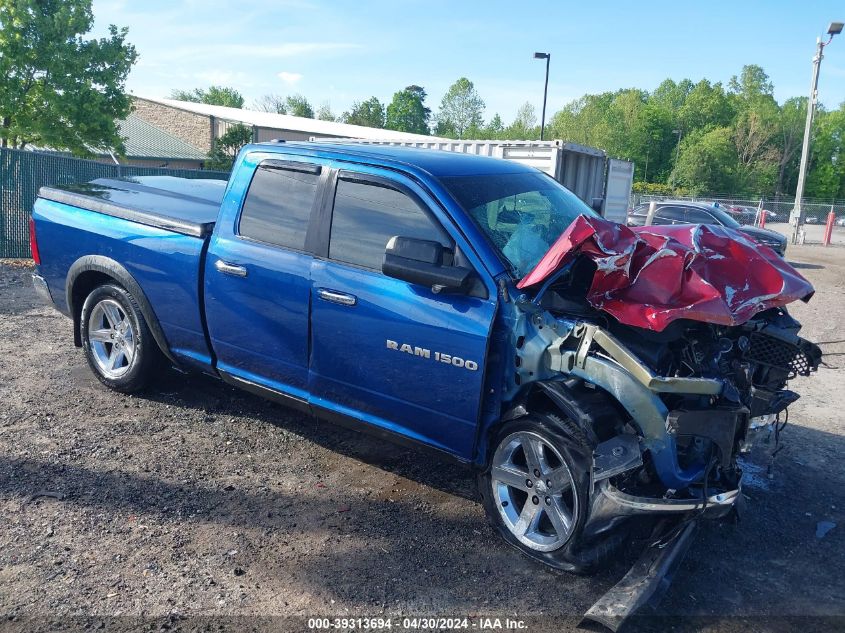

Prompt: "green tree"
[677,80,734,133]
[732,98,780,193]
[315,102,335,121]
[775,97,807,195]
[482,113,505,139]
[651,78,693,112]
[385,85,431,134]
[672,127,737,194]
[284,94,314,118]
[342,97,386,128]
[729,64,774,101]
[434,77,485,139]
[171,86,244,108]
[0,0,137,154]
[206,123,252,170]
[504,102,539,139]
[806,104,845,199]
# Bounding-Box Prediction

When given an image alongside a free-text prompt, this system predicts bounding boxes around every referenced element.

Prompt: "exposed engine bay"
[508,248,822,534]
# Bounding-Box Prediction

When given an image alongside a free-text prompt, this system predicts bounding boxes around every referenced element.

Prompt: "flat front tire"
[80,283,162,393]
[479,412,601,573]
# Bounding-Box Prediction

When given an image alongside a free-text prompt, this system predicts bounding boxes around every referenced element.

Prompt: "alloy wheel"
[88,298,136,379]
[490,430,578,552]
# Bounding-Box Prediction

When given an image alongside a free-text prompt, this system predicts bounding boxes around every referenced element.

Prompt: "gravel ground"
[0,248,843,632]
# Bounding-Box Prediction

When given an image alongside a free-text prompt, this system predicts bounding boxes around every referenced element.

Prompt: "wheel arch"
[66,256,177,365]
[476,379,624,466]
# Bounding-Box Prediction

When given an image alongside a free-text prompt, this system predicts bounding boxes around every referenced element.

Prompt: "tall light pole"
[791,21,843,244]
[534,52,550,141]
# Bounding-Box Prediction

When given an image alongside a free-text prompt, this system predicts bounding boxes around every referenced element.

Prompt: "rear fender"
[65,255,177,365]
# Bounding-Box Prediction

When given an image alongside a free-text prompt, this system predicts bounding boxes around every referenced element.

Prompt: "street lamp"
[791,21,843,244]
[533,52,550,141]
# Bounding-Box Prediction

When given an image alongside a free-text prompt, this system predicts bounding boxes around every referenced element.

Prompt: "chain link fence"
[0,148,230,258]
[632,193,845,245]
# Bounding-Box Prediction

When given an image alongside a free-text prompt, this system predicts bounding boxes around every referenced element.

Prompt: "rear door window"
[238,162,321,250]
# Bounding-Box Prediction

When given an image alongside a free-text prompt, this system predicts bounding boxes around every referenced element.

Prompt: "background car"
[627,201,788,256]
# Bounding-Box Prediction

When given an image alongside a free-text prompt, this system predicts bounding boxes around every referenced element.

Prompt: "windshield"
[440,171,598,277]
[708,206,742,229]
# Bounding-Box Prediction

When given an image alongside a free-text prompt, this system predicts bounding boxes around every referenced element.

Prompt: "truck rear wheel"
[80,283,162,393]
[478,412,607,574]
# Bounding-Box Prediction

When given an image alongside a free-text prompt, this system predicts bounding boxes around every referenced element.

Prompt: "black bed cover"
[38,176,228,238]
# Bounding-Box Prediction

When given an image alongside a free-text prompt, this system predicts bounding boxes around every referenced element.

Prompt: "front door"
[309,168,497,459]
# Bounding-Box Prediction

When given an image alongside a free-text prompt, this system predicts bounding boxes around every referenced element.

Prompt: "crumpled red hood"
[516,215,814,332]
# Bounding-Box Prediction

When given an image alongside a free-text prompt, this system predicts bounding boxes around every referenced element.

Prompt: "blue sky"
[92,0,845,122]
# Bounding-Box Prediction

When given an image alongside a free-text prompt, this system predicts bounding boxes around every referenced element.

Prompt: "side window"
[653,206,687,225]
[238,163,321,250]
[329,177,449,271]
[685,208,716,224]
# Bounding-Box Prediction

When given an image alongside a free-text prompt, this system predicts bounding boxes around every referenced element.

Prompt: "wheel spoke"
[545,499,573,538]
[89,329,113,343]
[522,436,544,475]
[513,500,541,536]
[546,466,573,494]
[108,349,126,371]
[103,303,122,328]
[491,464,531,491]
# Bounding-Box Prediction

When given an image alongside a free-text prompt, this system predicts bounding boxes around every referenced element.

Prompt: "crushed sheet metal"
[517,215,815,332]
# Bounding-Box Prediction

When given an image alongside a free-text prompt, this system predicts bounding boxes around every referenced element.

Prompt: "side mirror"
[591,197,604,213]
[382,236,474,295]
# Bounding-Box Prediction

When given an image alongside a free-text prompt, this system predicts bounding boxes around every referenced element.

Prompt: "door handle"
[215,259,248,277]
[317,288,357,306]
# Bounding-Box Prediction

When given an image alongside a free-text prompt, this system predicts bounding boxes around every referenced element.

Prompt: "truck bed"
[38,176,227,238]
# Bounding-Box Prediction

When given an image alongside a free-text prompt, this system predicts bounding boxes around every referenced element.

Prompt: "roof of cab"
[248,141,532,178]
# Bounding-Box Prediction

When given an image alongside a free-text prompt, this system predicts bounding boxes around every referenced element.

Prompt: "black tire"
[80,283,163,393]
[478,411,610,574]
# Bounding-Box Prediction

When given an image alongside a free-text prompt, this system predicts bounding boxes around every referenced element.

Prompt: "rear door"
[308,167,497,459]
[205,157,326,402]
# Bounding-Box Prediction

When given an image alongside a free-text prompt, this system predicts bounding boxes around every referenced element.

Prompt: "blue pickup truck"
[30,142,820,586]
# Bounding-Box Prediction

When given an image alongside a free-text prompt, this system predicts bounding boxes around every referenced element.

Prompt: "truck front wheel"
[80,283,162,393]
[478,412,607,573]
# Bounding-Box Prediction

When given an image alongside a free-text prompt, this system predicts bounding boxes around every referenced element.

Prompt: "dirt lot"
[0,247,843,632]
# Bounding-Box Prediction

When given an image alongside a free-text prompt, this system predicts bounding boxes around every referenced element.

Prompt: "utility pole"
[792,22,843,244]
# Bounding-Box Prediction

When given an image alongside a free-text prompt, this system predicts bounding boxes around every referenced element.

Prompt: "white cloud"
[278,71,303,85]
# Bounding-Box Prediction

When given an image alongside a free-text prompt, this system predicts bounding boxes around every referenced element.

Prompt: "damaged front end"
[504,215,822,538]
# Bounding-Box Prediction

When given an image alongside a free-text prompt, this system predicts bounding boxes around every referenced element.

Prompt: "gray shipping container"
[313,138,634,221]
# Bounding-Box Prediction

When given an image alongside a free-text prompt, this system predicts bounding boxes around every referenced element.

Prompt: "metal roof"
[140,97,438,142]
[117,114,207,160]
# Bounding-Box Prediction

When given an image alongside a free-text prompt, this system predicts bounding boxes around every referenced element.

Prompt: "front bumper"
[595,479,740,517]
